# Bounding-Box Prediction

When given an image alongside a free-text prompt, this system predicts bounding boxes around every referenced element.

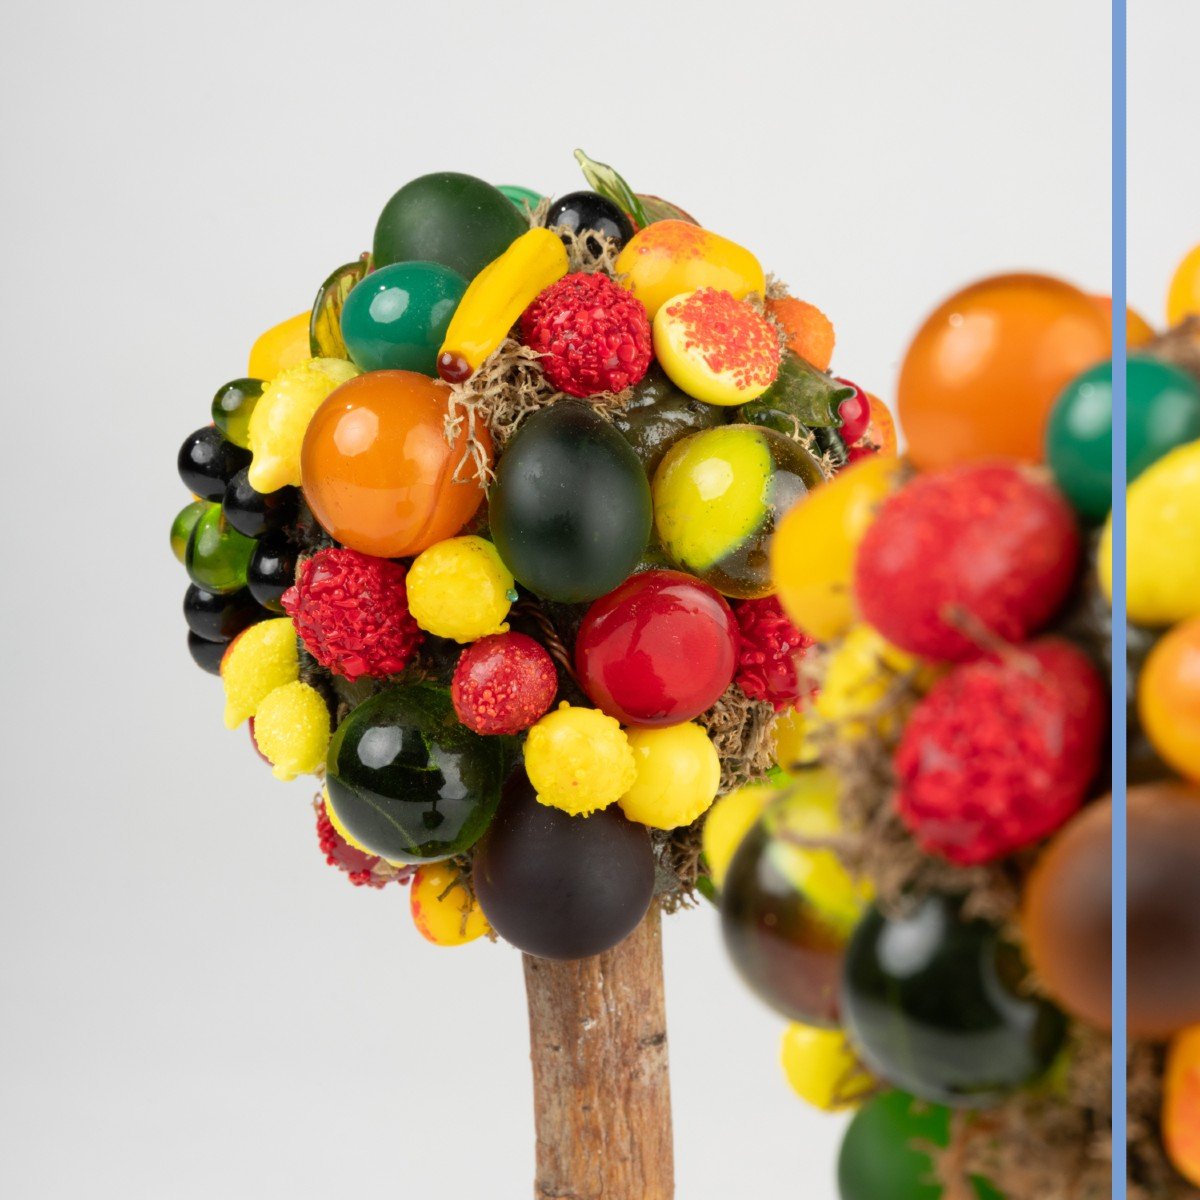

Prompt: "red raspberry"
[314,799,414,889]
[519,272,652,397]
[282,548,422,682]
[893,639,1106,865]
[452,632,558,735]
[733,596,815,710]
[853,463,1081,662]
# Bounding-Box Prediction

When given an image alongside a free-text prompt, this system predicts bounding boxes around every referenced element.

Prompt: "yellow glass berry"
[406,536,515,643]
[780,1023,873,1112]
[248,311,312,379]
[1168,244,1200,326]
[701,781,776,888]
[813,624,927,742]
[251,680,331,781]
[772,706,820,770]
[410,862,490,946]
[619,721,721,830]
[222,618,300,729]
[247,357,359,493]
[524,703,637,816]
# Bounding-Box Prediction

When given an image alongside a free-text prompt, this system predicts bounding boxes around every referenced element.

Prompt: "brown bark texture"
[522,905,674,1200]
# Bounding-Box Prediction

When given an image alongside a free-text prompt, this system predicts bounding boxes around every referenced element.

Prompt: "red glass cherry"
[575,569,740,727]
[833,377,871,444]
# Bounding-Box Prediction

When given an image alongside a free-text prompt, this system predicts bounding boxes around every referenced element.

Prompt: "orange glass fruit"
[1138,616,1200,783]
[898,273,1110,470]
[301,370,491,557]
[1089,294,1155,348]
[864,393,897,456]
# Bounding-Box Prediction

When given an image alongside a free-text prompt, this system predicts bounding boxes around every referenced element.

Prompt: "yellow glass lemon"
[248,311,313,379]
[772,705,820,771]
[410,862,490,946]
[406,536,515,643]
[701,781,776,889]
[524,703,637,816]
[770,456,902,642]
[222,619,299,729]
[1168,244,1200,326]
[247,357,359,493]
[251,680,331,782]
[618,722,721,830]
[780,1022,874,1112]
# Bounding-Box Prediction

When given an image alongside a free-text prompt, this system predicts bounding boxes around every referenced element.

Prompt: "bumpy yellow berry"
[248,311,312,379]
[410,862,490,946]
[222,619,299,729]
[524,703,636,816]
[701,781,776,889]
[251,681,330,781]
[619,722,721,830]
[780,1023,873,1112]
[406,536,515,643]
[247,357,359,493]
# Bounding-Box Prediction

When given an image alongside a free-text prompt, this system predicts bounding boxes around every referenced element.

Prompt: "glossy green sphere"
[326,684,514,864]
[1045,361,1112,522]
[185,504,256,594]
[842,893,1067,1107]
[489,401,652,603]
[838,1091,1003,1200]
[373,172,526,280]
[340,261,467,375]
[171,499,212,564]
[498,184,546,213]
[1129,355,1200,480]
[211,378,265,450]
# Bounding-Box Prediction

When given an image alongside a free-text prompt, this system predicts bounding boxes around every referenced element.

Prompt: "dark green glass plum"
[246,530,296,613]
[837,1091,1004,1200]
[489,400,652,603]
[185,505,256,594]
[842,893,1067,1107]
[473,769,654,960]
[372,172,526,280]
[611,365,727,473]
[187,631,225,676]
[171,500,212,564]
[222,469,298,539]
[183,584,267,643]
[340,261,467,375]
[326,684,514,863]
[178,426,252,501]
[211,379,265,450]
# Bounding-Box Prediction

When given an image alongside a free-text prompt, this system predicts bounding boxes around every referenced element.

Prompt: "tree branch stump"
[522,904,674,1200]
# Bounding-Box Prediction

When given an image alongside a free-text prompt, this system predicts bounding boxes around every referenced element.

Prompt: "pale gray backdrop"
[0,1,1134,1196]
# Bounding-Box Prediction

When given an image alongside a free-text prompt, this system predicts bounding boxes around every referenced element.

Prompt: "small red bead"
[733,595,815,710]
[833,377,871,444]
[282,548,423,682]
[893,639,1105,865]
[452,632,559,736]
[575,570,740,726]
[519,272,653,397]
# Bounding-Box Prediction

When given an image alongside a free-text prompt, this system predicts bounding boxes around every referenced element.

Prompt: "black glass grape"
[184,584,268,643]
[222,469,298,539]
[187,631,226,676]
[545,190,634,254]
[177,426,252,501]
[247,531,297,612]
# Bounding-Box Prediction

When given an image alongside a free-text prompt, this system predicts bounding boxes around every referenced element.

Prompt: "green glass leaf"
[743,352,855,429]
[636,193,699,226]
[309,254,369,358]
[574,149,649,230]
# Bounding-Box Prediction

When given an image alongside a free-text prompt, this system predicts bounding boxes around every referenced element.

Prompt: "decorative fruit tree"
[701,264,1200,1198]
[170,152,888,1199]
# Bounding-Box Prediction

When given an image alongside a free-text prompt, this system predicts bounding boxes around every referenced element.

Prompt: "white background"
[0,1,1157,1197]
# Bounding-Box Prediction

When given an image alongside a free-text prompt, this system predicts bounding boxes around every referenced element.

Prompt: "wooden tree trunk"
[522,904,675,1200]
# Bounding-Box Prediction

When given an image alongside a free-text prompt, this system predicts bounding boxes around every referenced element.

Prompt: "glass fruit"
[897,273,1110,470]
[325,684,513,864]
[246,530,297,614]
[1044,361,1113,522]
[301,370,491,558]
[843,892,1066,1106]
[610,365,727,473]
[178,426,252,502]
[170,499,211,564]
[185,504,256,594]
[248,312,311,379]
[1138,616,1200,782]
[575,570,739,727]
[1168,243,1200,325]
[653,424,823,599]
[211,378,265,450]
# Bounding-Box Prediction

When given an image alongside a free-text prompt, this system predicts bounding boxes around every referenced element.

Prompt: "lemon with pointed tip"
[248,311,312,379]
[222,618,299,729]
[252,681,331,781]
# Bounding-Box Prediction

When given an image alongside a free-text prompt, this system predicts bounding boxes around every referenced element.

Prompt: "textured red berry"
[833,377,871,443]
[854,463,1081,662]
[282,548,422,681]
[893,639,1105,865]
[519,272,653,397]
[733,595,815,710]
[452,632,559,736]
[313,800,414,889]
